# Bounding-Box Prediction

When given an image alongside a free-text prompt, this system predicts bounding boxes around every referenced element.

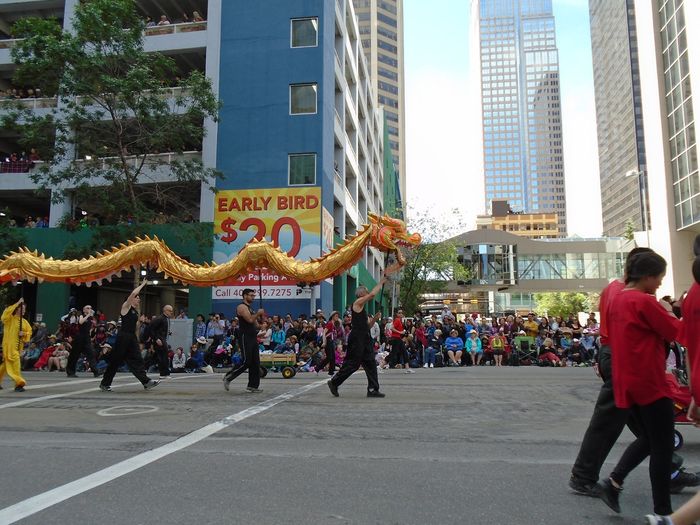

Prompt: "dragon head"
[368,213,422,263]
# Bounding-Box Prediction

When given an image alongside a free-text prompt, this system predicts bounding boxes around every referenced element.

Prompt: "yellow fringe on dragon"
[0,214,421,287]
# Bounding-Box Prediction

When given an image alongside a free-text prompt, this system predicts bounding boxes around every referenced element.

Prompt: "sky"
[403,0,603,239]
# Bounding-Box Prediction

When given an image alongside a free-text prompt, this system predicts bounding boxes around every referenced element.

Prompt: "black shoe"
[670,468,700,494]
[66,373,77,378]
[14,386,26,392]
[99,384,112,392]
[644,515,673,525]
[327,380,339,397]
[0,385,3,390]
[367,390,385,398]
[144,379,160,390]
[598,479,621,513]
[569,476,601,497]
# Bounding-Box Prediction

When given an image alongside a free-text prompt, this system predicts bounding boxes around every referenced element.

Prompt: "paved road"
[0,367,697,525]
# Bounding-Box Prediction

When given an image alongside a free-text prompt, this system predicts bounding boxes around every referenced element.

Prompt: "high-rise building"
[475,0,567,235]
[632,0,699,297]
[589,0,648,237]
[352,0,406,207]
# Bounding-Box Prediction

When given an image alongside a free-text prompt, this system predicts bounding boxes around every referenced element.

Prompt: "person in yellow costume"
[0,297,32,392]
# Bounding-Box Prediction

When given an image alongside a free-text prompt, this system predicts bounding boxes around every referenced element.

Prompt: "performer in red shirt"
[389,309,411,372]
[646,235,700,525]
[597,251,681,518]
[570,247,663,496]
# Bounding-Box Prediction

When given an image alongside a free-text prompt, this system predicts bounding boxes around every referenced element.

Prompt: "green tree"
[396,210,470,314]
[3,0,220,227]
[533,292,589,318]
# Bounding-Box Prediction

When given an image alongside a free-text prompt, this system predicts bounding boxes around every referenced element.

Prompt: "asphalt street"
[0,367,698,525]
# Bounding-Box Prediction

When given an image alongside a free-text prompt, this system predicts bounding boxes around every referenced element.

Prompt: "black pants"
[388,338,407,367]
[224,334,260,389]
[315,342,336,374]
[101,333,149,387]
[66,336,97,376]
[611,397,675,515]
[153,341,170,377]
[571,347,681,490]
[330,340,380,393]
[571,345,633,484]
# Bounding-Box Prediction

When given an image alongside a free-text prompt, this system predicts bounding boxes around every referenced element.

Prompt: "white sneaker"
[423,363,429,368]
[429,364,434,368]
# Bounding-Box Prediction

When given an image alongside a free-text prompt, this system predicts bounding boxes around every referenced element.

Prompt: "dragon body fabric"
[0,214,421,286]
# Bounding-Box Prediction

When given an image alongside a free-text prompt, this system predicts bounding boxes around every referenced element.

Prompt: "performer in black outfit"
[223,288,265,393]
[100,279,160,391]
[150,304,174,378]
[66,304,99,377]
[327,262,400,398]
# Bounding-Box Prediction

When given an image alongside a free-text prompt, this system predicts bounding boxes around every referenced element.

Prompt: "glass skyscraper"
[477,0,567,235]
[589,0,647,237]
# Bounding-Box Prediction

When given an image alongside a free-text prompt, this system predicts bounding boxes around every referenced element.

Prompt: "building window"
[289,154,316,185]
[290,83,318,114]
[290,17,318,48]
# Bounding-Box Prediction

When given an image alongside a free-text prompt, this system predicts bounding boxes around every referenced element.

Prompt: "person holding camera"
[66,304,99,377]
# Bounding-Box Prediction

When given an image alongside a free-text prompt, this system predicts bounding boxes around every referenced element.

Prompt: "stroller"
[668,370,693,451]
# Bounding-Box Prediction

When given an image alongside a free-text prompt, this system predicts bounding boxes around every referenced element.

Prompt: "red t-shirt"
[390,317,404,340]
[599,279,625,346]
[610,288,681,408]
[681,283,700,401]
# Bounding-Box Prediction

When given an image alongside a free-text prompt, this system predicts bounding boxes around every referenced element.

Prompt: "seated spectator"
[466,329,483,366]
[21,342,41,370]
[580,329,598,360]
[145,16,156,27]
[33,336,58,370]
[157,15,171,25]
[538,338,561,367]
[172,347,186,372]
[567,338,586,366]
[95,343,112,372]
[489,330,507,367]
[192,11,205,22]
[47,343,70,372]
[186,344,206,372]
[444,329,463,366]
[423,328,442,368]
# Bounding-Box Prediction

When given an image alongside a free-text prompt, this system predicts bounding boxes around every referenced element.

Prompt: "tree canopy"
[396,209,470,315]
[533,292,594,318]
[3,0,220,227]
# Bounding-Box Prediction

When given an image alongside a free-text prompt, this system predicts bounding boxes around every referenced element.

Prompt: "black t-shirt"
[238,302,257,338]
[120,307,138,335]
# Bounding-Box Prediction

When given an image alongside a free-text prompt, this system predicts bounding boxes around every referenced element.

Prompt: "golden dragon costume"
[0,214,421,286]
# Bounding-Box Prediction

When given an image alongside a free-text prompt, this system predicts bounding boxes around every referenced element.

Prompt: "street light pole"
[625,169,651,247]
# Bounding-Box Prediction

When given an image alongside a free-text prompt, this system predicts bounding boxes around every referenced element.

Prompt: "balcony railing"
[0,97,57,110]
[74,151,201,170]
[0,20,208,52]
[144,21,207,36]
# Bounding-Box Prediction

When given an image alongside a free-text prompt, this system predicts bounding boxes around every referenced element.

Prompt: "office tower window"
[289,154,316,185]
[290,83,318,114]
[290,17,318,48]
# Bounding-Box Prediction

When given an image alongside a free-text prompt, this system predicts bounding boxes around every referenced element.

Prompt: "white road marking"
[97,405,159,417]
[25,378,99,390]
[0,380,324,524]
[0,373,207,410]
